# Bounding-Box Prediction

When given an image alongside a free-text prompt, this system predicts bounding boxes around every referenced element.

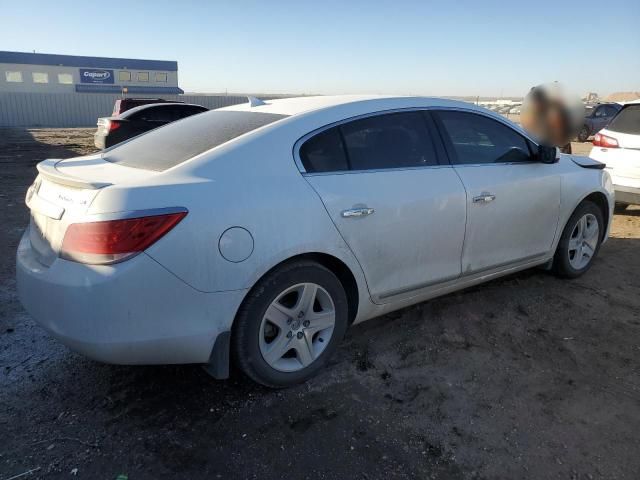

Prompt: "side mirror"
[536,144,560,164]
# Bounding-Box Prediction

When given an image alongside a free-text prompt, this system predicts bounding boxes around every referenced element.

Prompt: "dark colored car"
[577,103,622,142]
[95,103,208,149]
[112,98,184,116]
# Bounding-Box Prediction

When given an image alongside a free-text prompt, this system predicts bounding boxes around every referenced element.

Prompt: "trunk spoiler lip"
[569,155,606,170]
[36,159,113,190]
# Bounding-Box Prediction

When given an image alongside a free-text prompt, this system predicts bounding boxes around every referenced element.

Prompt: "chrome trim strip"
[79,206,189,223]
[302,164,453,177]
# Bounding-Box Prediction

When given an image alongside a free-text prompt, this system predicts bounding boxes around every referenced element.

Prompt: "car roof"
[219,94,483,117]
[118,102,206,118]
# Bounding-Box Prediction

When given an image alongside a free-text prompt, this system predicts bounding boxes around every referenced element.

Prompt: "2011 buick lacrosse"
[17,95,614,387]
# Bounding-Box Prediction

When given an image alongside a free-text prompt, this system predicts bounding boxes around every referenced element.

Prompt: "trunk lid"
[25,155,155,266]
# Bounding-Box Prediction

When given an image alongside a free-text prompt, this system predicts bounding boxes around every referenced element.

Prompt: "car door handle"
[342,207,375,218]
[472,193,496,204]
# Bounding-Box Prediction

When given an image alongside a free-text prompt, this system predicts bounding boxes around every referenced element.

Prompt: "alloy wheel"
[567,213,599,270]
[259,283,336,372]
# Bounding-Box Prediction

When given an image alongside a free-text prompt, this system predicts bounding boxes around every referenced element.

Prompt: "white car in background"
[590,103,640,211]
[17,95,614,387]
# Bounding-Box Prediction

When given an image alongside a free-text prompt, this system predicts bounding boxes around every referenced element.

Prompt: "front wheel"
[553,201,604,278]
[232,260,349,388]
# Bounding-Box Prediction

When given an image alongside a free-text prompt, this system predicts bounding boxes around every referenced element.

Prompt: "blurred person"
[521,83,584,154]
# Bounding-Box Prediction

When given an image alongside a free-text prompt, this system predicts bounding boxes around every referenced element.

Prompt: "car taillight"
[60,211,187,265]
[107,120,121,131]
[593,133,619,148]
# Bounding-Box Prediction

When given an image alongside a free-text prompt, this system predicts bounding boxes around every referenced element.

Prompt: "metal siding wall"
[0,93,247,127]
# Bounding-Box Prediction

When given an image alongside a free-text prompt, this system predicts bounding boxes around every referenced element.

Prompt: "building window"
[57,73,73,84]
[32,72,49,83]
[119,71,131,82]
[5,71,23,82]
[137,72,149,82]
[155,72,168,83]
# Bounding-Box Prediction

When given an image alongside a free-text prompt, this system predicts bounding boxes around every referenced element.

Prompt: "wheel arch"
[206,251,362,380]
[581,191,610,240]
[240,252,361,326]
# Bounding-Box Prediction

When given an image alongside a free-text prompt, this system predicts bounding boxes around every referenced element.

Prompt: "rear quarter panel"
[89,119,372,321]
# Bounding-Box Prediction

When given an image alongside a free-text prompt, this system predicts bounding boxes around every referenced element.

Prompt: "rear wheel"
[553,201,603,278]
[577,125,590,142]
[232,260,348,388]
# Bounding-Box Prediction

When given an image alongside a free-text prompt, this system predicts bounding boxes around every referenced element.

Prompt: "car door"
[299,111,467,302]
[433,110,561,273]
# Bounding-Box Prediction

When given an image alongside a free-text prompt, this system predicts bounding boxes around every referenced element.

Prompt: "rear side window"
[176,105,207,119]
[594,106,607,117]
[607,105,640,135]
[299,111,438,173]
[341,112,437,170]
[299,127,349,173]
[129,106,175,122]
[436,111,531,164]
[104,110,288,171]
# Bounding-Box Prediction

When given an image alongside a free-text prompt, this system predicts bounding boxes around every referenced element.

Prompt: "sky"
[1,0,638,97]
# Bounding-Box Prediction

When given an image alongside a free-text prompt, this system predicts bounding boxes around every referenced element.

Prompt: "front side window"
[32,72,49,83]
[299,111,438,173]
[57,73,73,84]
[436,111,531,164]
[137,72,149,82]
[119,71,131,82]
[155,72,168,82]
[5,71,23,82]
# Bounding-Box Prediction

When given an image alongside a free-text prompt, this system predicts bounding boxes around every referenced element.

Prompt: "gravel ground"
[0,129,639,480]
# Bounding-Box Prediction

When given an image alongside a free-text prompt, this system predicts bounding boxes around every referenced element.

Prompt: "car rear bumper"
[94,132,106,150]
[16,231,247,365]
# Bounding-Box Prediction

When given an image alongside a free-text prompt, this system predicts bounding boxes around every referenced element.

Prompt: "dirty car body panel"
[17,95,614,377]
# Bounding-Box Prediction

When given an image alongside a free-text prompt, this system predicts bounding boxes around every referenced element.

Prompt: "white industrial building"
[0,51,249,127]
[0,51,183,95]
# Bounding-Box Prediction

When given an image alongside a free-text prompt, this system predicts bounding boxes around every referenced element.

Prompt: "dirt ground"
[1,129,639,480]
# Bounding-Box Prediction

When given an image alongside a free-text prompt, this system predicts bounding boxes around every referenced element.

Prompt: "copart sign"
[79,68,114,84]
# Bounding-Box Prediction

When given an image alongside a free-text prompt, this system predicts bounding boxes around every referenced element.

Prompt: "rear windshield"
[606,105,640,135]
[103,110,288,171]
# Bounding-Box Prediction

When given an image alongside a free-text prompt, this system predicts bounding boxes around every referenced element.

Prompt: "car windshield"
[606,105,640,135]
[103,110,288,171]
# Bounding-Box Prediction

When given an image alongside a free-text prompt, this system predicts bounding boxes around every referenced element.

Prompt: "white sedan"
[589,102,640,211]
[17,95,614,387]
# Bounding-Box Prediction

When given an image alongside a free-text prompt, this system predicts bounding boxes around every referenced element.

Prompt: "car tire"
[232,260,349,388]
[614,202,629,213]
[577,125,590,142]
[552,201,604,278]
